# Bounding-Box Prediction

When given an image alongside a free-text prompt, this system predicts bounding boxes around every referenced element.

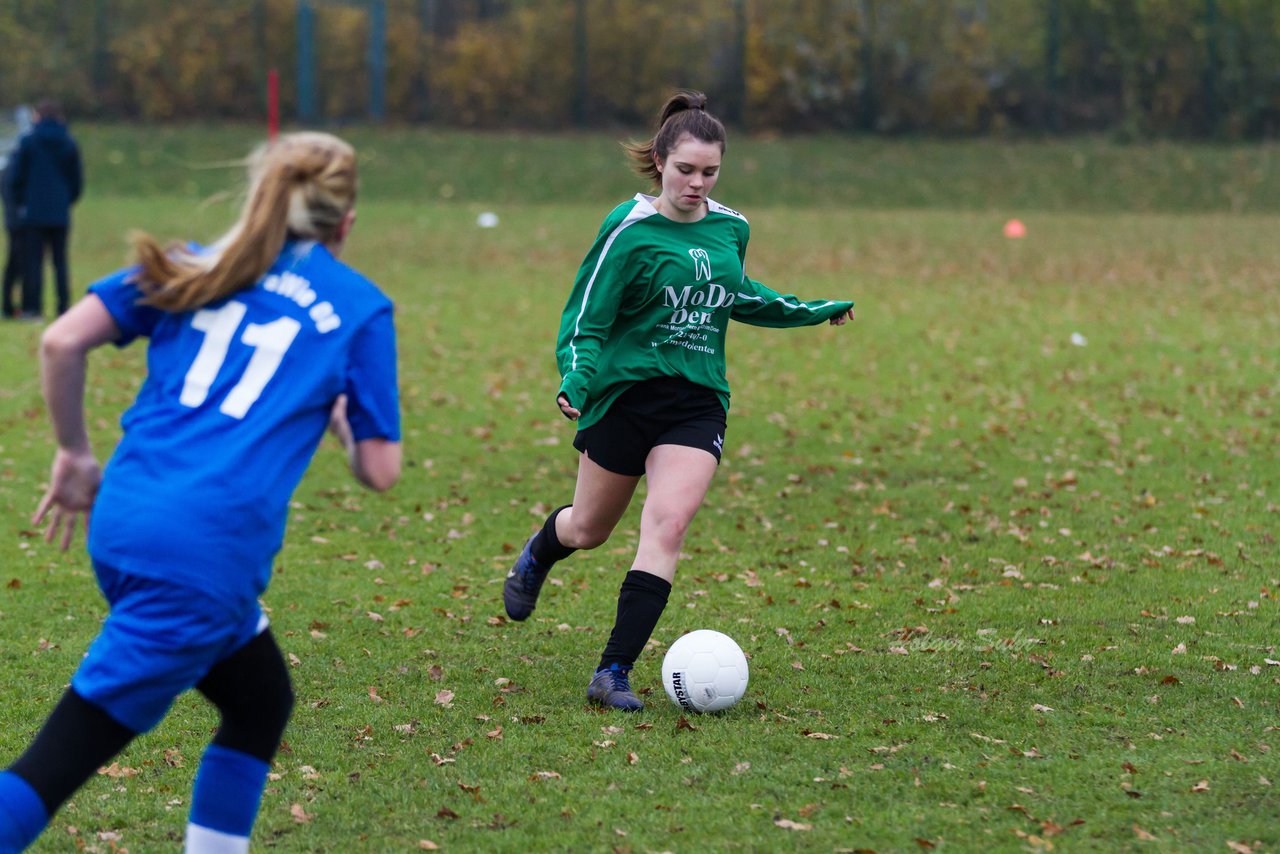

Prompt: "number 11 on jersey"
[180,300,302,419]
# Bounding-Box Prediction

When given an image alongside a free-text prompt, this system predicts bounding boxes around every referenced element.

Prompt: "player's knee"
[213,676,293,762]
[261,676,295,736]
[651,512,691,551]
[561,515,613,550]
[569,527,611,550]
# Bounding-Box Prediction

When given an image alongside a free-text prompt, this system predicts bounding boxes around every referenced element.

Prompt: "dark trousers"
[1,226,22,317]
[22,225,70,317]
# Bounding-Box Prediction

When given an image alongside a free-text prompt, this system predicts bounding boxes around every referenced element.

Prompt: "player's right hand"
[557,393,580,421]
[33,447,101,551]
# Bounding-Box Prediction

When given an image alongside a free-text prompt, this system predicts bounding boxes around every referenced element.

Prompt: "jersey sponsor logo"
[661,282,735,326]
[688,247,712,282]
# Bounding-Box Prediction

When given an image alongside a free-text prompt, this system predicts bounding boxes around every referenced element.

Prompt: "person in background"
[1,151,22,318]
[0,106,33,319]
[4,99,82,319]
[0,131,402,852]
[503,90,854,711]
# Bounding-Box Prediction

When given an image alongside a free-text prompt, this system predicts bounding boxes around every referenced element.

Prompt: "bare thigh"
[555,451,642,550]
[632,444,719,582]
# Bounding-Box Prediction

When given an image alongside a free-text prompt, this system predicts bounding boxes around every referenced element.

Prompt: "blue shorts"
[72,561,267,733]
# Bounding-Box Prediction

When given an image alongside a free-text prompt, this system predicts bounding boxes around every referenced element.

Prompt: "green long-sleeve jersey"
[557,194,854,430]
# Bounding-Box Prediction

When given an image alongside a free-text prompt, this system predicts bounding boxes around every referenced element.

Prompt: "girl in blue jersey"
[0,132,401,853]
[503,92,853,711]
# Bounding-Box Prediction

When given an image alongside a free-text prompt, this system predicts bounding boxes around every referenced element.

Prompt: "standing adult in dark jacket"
[0,153,22,319]
[4,100,82,318]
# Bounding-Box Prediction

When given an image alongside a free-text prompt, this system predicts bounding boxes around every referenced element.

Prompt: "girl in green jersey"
[504,91,854,710]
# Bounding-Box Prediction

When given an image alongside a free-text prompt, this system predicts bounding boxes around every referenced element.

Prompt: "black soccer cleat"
[587,663,644,712]
[503,536,548,621]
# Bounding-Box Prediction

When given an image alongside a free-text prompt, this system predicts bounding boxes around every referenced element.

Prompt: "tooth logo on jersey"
[688,248,712,282]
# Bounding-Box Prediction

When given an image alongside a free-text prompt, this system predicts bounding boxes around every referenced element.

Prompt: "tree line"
[0,0,1276,138]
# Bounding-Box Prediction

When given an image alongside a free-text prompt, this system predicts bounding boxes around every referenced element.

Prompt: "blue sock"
[0,770,50,852]
[188,745,270,838]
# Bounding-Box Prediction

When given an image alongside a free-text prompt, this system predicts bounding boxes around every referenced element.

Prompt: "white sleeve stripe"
[568,206,652,371]
[735,293,837,311]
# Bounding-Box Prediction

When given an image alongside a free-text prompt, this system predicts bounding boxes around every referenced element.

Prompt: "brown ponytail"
[134,132,357,313]
[623,90,727,187]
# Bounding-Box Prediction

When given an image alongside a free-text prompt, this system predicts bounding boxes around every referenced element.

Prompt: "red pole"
[267,68,280,140]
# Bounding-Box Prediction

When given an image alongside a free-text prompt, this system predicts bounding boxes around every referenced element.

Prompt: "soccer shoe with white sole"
[587,663,644,711]
[503,537,547,621]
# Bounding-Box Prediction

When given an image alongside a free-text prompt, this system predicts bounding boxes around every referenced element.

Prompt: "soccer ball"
[661,629,749,713]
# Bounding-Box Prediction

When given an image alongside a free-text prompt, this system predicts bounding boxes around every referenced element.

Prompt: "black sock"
[9,688,136,815]
[529,504,576,567]
[598,570,672,671]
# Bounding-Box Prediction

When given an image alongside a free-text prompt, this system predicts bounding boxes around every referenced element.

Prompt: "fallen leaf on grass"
[1032,704,1054,712]
[98,763,139,778]
[290,803,313,823]
[804,730,838,739]
[419,841,440,850]
[529,771,561,781]
[1190,779,1210,792]
[774,819,811,831]
[1132,825,1157,841]
[435,690,454,706]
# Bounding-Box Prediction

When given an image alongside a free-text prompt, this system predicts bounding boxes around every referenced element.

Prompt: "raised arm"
[731,274,854,328]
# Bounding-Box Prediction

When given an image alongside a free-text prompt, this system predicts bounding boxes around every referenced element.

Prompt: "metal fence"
[0,0,1276,137]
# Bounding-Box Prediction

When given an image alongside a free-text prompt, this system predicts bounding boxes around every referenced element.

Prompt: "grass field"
[1,127,1278,852]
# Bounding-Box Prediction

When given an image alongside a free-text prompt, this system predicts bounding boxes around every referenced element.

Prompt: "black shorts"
[573,376,727,477]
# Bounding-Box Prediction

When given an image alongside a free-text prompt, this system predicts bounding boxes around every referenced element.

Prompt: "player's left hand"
[328,394,355,450]
[829,308,854,326]
[32,447,101,550]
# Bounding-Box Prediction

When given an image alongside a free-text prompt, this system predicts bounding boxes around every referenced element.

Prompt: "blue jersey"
[87,240,400,609]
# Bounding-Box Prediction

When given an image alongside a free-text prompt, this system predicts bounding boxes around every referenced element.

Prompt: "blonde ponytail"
[135,132,357,313]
